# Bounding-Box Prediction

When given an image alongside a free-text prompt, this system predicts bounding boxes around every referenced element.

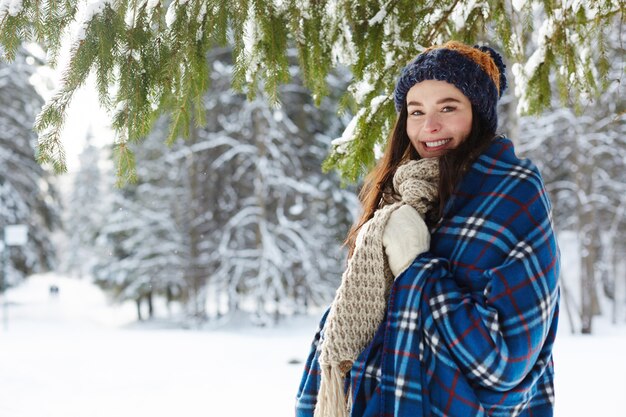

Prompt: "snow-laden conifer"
[0,0,621,182]
[89,48,357,323]
[515,25,625,334]
[0,47,60,286]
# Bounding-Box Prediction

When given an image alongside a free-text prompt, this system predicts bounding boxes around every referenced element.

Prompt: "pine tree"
[514,24,626,334]
[89,48,357,324]
[93,120,188,320]
[63,133,107,278]
[193,48,357,323]
[1,0,622,183]
[0,47,60,286]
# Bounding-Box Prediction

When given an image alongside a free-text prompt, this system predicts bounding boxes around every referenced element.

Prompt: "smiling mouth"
[424,138,452,148]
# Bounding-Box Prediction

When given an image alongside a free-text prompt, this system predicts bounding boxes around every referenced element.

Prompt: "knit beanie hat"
[393,41,507,133]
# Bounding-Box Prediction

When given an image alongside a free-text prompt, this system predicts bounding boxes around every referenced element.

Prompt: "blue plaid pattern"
[296,138,560,417]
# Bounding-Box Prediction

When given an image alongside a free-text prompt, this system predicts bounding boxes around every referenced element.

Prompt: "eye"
[441,106,456,113]
[410,109,424,116]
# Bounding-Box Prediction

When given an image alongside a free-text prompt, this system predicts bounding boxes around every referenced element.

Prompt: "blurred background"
[1,3,625,417]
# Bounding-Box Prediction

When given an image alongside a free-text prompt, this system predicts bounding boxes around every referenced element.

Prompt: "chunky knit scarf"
[314,157,439,417]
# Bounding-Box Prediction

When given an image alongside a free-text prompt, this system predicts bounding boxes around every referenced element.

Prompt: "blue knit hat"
[393,41,507,133]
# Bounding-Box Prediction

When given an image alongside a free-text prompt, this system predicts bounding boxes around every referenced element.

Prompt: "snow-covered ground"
[0,273,624,417]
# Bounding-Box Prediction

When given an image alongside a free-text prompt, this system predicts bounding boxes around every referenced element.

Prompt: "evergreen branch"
[113,140,138,186]
[423,0,463,45]
[0,0,622,183]
[576,8,625,26]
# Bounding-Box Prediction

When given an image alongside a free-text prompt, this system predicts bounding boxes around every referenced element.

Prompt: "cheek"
[406,119,420,139]
[453,114,472,138]
[463,115,473,133]
[405,121,421,149]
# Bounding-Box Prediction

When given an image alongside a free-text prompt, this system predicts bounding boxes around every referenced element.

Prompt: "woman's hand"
[382,205,430,277]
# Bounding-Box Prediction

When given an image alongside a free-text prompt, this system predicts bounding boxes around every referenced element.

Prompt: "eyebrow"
[407,97,462,107]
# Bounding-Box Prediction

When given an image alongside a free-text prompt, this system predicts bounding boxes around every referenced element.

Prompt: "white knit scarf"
[314,157,440,417]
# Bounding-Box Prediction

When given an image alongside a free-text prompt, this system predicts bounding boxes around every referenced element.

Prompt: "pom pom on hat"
[393,41,507,133]
[475,44,507,97]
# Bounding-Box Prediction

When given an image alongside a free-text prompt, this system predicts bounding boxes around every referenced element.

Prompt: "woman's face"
[405,80,473,158]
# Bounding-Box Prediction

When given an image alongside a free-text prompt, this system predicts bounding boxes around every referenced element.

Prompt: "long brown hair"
[345,104,497,257]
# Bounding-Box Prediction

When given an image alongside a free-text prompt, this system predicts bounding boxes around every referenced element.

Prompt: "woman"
[296,41,560,417]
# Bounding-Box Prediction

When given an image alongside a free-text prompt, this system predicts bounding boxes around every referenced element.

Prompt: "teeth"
[425,139,451,148]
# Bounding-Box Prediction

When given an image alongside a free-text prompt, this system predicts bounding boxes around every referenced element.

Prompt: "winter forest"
[0,1,625,415]
[0,1,626,333]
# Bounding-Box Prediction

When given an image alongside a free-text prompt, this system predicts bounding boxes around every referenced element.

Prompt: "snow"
[113,98,128,114]
[554,329,626,417]
[72,0,113,42]
[512,0,527,12]
[196,1,207,41]
[0,274,314,417]
[326,0,357,66]
[242,4,262,83]
[367,95,388,121]
[1,273,625,417]
[368,7,387,25]
[165,0,189,28]
[331,107,365,154]
[124,0,146,26]
[146,0,160,14]
[350,77,376,104]
[272,0,287,13]
[512,9,560,114]
[583,1,599,19]
[331,94,388,155]
[427,8,444,25]
[450,0,478,31]
[2,0,23,16]
[525,17,554,76]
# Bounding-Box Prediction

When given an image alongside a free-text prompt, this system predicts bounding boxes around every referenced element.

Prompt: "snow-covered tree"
[0,47,60,287]
[90,48,357,324]
[0,1,622,182]
[515,23,625,334]
[63,133,107,278]
[93,120,188,320]
[189,49,357,323]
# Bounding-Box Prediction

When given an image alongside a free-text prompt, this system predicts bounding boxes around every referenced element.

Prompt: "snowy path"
[0,274,624,417]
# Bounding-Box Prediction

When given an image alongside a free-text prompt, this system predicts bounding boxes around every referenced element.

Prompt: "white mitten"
[382,205,430,277]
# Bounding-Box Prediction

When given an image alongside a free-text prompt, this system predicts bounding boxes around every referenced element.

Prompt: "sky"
[60,81,113,172]
[26,42,114,174]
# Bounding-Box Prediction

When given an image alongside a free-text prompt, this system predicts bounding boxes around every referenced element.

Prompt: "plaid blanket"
[296,138,560,417]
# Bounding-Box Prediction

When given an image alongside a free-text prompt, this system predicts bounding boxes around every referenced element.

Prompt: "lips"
[424,138,452,148]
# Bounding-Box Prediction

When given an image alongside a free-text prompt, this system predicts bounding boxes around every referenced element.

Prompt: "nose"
[423,114,441,133]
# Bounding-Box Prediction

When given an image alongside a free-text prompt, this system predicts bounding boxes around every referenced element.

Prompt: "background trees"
[82,49,357,323]
[63,135,107,279]
[0,2,623,331]
[509,23,625,334]
[91,122,189,321]
[0,48,60,287]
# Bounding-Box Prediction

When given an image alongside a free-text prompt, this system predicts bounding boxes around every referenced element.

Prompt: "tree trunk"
[580,229,597,334]
[252,105,269,319]
[136,298,143,321]
[184,122,206,320]
[575,133,597,334]
[558,271,577,334]
[166,285,173,317]
[612,242,618,324]
[147,290,154,318]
